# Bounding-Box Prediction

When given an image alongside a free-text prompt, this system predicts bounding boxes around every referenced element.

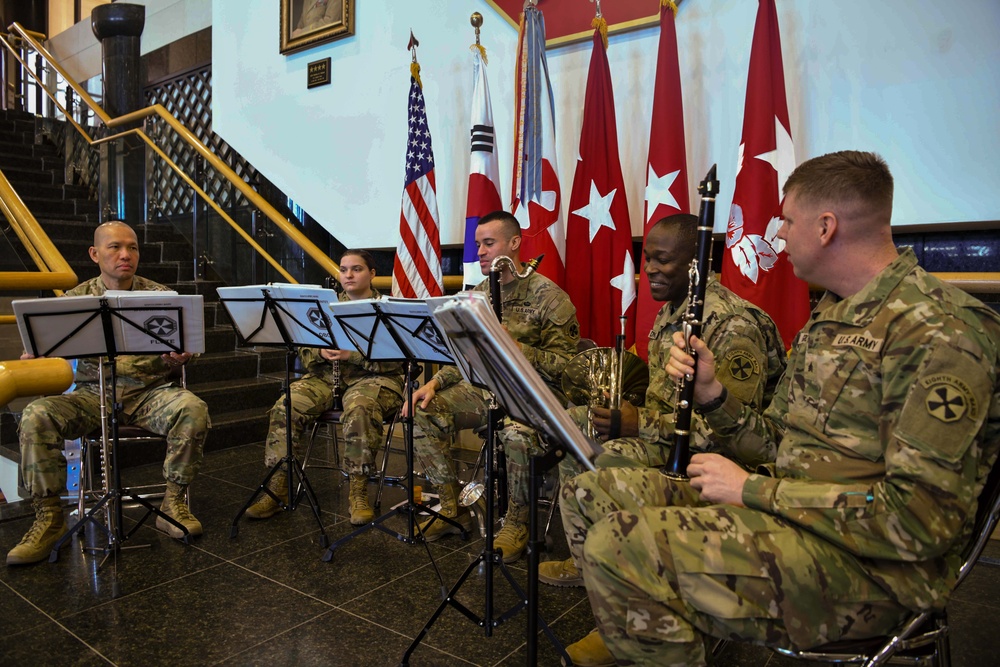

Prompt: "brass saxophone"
[663,164,719,480]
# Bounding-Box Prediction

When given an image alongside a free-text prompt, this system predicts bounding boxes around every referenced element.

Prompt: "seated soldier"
[559,151,1000,666]
[539,213,787,587]
[247,249,404,526]
[402,210,579,562]
[8,221,209,566]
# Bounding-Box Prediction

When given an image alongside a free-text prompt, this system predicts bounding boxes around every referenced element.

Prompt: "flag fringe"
[410,61,422,88]
[470,43,488,65]
[661,0,679,15]
[592,16,608,49]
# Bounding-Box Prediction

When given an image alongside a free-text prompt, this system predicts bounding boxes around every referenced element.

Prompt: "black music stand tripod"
[224,288,330,546]
[29,298,199,579]
[401,293,602,665]
[321,299,470,561]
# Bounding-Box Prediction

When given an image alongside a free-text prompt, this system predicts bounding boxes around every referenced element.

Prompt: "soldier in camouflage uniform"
[540,214,787,587]
[559,151,1000,666]
[8,221,209,566]
[246,250,404,526]
[403,211,579,561]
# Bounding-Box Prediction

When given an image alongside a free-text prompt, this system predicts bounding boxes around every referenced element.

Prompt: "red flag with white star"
[636,0,689,361]
[565,28,635,348]
[720,0,808,348]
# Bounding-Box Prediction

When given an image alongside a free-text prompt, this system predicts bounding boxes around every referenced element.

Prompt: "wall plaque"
[307,57,331,89]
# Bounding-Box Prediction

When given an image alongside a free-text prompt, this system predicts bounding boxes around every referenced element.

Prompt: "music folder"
[12,291,205,358]
[217,283,340,348]
[429,292,600,471]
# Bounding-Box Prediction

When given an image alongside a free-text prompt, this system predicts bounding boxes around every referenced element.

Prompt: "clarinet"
[662,164,719,480]
[330,282,344,411]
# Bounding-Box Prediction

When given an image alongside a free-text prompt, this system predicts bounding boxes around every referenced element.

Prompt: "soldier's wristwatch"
[694,386,728,415]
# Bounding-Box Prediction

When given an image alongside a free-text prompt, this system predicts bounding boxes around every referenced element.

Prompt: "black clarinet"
[663,165,719,480]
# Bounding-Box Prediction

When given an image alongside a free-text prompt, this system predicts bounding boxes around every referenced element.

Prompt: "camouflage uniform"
[19,276,210,498]
[412,271,578,506]
[561,250,1000,665]
[263,289,404,476]
[567,277,786,473]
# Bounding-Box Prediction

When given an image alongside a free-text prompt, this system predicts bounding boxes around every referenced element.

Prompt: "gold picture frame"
[280,0,355,56]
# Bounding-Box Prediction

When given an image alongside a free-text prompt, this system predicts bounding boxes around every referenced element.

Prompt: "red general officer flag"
[720,0,809,348]
[565,25,635,348]
[636,0,690,360]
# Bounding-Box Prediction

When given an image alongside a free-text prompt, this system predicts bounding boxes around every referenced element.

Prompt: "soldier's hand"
[401,379,438,417]
[666,331,724,406]
[590,400,639,439]
[161,351,192,367]
[20,351,36,360]
[320,348,350,362]
[687,453,748,506]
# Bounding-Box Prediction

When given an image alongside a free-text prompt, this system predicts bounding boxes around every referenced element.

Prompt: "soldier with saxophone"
[247,249,404,526]
[402,210,579,562]
[560,152,1000,666]
[539,211,787,590]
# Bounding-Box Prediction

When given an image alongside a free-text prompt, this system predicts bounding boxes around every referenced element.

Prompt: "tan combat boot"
[348,474,375,526]
[245,470,289,520]
[494,501,529,563]
[157,480,203,538]
[418,482,473,542]
[563,629,615,667]
[6,497,67,566]
[538,557,583,587]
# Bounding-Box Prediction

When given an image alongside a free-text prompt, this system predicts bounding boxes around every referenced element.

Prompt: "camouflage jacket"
[639,277,786,467]
[705,249,1000,610]
[299,288,405,397]
[67,276,178,400]
[433,271,579,396]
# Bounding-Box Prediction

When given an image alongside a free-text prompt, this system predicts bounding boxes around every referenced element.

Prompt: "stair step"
[186,350,261,383]
[0,165,58,185]
[0,152,62,172]
[193,376,283,415]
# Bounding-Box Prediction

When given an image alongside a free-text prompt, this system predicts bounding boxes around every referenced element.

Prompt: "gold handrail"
[2,23,341,285]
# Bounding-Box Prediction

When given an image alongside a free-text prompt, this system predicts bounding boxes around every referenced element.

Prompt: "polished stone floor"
[2,439,1000,667]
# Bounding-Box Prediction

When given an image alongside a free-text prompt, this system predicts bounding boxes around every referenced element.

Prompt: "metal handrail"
[0,167,78,324]
[2,22,340,285]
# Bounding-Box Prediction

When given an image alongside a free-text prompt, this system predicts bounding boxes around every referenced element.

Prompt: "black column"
[92,2,145,224]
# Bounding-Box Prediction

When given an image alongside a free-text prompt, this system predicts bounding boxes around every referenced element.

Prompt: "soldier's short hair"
[477,210,521,241]
[783,150,893,219]
[340,249,376,270]
[650,213,698,260]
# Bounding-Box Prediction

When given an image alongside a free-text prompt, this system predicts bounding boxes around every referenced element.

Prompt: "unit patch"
[724,349,759,382]
[921,373,978,423]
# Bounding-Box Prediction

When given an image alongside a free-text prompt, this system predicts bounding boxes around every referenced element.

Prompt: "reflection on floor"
[1,441,999,666]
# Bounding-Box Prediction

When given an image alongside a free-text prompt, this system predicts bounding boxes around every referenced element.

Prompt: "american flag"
[392,66,444,299]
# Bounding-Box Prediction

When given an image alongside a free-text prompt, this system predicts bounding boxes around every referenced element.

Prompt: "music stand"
[320,297,471,562]
[220,284,336,546]
[401,292,600,666]
[14,292,204,578]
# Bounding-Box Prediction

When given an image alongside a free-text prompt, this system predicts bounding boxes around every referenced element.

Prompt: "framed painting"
[280,0,355,55]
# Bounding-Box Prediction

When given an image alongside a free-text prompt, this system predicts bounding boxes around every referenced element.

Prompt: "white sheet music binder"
[217,283,341,348]
[429,292,600,471]
[12,291,205,358]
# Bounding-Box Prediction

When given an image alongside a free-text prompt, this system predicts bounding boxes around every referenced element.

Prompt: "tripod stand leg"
[49,493,114,562]
[288,456,329,547]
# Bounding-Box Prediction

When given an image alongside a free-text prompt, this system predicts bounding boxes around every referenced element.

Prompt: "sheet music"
[381,297,455,364]
[327,298,403,360]
[12,292,205,358]
[13,295,110,358]
[105,291,205,354]
[217,284,340,348]
[430,293,600,470]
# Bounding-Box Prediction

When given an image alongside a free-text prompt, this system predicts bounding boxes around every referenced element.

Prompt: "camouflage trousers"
[561,467,909,666]
[19,383,209,498]
[264,374,402,476]
[412,380,541,507]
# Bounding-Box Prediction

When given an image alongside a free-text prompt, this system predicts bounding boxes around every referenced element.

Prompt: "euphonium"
[662,164,719,480]
[488,254,544,323]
